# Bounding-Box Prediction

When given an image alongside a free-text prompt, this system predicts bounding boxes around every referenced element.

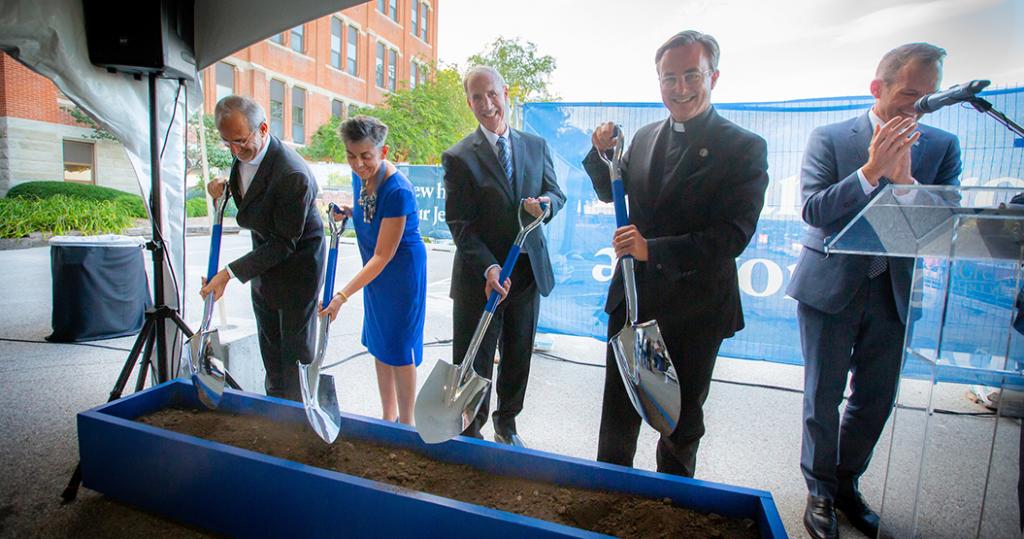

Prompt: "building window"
[375,42,385,88]
[346,25,359,77]
[332,99,345,119]
[419,3,429,42]
[270,32,284,45]
[269,79,285,139]
[387,49,397,91]
[63,140,94,183]
[292,87,306,144]
[388,0,398,21]
[290,25,304,53]
[409,61,417,89]
[411,0,419,37]
[215,62,234,103]
[376,0,386,14]
[330,18,342,69]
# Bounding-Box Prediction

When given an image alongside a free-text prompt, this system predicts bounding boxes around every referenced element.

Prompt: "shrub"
[185,197,208,218]
[0,195,136,238]
[7,181,146,218]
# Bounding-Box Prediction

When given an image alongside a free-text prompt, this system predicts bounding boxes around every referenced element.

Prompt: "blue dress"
[352,168,426,367]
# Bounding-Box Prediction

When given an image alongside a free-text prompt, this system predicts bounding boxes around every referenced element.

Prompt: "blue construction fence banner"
[398,87,1024,383]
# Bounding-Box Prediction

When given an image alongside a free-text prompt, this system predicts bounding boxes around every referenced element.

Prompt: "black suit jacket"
[227,136,325,310]
[583,107,769,339]
[443,127,566,300]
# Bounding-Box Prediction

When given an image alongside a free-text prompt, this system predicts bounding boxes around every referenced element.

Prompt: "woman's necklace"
[359,164,387,224]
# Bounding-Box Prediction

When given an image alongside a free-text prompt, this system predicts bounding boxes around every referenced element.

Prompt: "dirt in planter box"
[139,408,758,539]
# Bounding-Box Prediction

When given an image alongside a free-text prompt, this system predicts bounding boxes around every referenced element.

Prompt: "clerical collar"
[670,106,713,133]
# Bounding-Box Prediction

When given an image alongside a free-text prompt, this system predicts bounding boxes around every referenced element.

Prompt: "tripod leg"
[135,333,155,392]
[62,316,156,503]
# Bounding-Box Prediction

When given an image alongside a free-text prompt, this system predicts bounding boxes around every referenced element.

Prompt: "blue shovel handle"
[206,223,223,282]
[484,245,522,313]
[322,242,339,309]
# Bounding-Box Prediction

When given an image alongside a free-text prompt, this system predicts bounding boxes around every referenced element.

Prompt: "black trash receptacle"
[47,235,151,342]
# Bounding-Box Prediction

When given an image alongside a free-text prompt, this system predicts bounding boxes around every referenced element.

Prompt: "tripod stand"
[61,72,239,502]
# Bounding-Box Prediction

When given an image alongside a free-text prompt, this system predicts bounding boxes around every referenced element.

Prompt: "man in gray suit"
[786,44,962,539]
[202,95,325,402]
[443,66,565,447]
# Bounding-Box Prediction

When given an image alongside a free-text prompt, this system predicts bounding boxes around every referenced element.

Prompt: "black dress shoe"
[836,489,880,538]
[804,495,839,539]
[493,431,526,448]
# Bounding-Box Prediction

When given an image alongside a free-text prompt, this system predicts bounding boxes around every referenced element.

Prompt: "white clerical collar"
[671,121,686,133]
[241,135,271,168]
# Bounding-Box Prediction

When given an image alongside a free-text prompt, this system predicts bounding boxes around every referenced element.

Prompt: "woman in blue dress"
[320,115,427,425]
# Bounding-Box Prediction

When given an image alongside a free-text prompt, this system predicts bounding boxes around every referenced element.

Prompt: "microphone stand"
[966,97,1024,138]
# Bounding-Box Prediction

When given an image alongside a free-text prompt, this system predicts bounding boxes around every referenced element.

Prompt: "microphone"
[914,79,990,114]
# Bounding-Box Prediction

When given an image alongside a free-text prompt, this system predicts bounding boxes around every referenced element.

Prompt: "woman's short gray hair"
[339,115,389,147]
[214,95,266,131]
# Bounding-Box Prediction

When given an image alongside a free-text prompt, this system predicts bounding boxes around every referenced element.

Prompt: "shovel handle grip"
[484,244,521,313]
[322,243,339,309]
[206,223,223,282]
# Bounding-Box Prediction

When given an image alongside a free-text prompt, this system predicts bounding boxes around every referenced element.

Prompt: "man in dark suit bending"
[443,66,565,447]
[583,30,769,478]
[202,95,325,402]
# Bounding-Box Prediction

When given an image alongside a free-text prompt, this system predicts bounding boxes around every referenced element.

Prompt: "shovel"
[598,126,681,436]
[415,200,550,444]
[182,189,232,409]
[298,203,347,444]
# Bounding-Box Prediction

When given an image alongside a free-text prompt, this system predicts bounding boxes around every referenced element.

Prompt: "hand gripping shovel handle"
[322,203,349,309]
[601,126,639,326]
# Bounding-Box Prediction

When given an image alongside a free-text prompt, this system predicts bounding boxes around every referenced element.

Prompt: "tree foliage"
[467,36,558,103]
[304,65,476,165]
[63,105,118,141]
[187,113,234,177]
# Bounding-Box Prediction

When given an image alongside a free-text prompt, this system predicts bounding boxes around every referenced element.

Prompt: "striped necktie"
[496,135,513,186]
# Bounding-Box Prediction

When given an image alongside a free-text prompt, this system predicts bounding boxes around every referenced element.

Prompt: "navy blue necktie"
[496,136,513,186]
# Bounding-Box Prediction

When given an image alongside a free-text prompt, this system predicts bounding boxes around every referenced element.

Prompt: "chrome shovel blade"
[414,361,490,444]
[610,319,680,436]
[184,328,226,409]
[298,359,342,444]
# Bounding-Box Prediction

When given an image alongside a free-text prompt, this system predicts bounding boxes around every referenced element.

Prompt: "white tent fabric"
[0,0,358,381]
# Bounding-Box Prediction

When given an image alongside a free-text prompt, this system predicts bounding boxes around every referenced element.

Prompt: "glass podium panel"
[827,185,1023,538]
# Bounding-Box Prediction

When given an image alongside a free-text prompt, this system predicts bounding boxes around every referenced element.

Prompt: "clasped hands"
[862,116,920,187]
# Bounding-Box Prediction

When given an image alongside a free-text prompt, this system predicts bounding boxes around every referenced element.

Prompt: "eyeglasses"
[220,129,257,149]
[659,69,714,89]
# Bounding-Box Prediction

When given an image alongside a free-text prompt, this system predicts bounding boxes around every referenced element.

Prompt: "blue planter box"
[77,380,787,538]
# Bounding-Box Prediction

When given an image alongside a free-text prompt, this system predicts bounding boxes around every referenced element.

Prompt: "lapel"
[510,128,528,201]
[472,127,515,202]
[228,161,242,207]
[910,130,928,179]
[850,112,873,169]
[630,119,662,208]
[236,136,280,214]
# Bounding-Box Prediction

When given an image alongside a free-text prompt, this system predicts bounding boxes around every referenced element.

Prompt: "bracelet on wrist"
[335,291,349,303]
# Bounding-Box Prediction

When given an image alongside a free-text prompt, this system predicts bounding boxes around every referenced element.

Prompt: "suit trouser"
[798,271,904,499]
[251,291,317,402]
[597,305,722,478]
[453,260,539,437]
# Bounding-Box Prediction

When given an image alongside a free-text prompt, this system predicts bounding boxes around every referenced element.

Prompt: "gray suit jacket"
[227,136,325,310]
[443,127,565,300]
[786,112,962,323]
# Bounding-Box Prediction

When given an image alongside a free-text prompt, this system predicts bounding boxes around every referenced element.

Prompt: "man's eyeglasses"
[659,69,714,89]
[220,129,257,149]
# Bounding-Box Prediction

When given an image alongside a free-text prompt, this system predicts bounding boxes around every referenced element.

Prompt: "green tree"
[299,115,346,163]
[305,64,476,165]
[63,105,118,141]
[467,36,558,103]
[186,113,234,187]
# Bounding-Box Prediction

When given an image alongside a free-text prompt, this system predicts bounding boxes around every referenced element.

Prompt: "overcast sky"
[437,0,1023,103]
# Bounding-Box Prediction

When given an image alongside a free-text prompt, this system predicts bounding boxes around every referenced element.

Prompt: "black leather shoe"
[493,431,526,448]
[836,489,880,538]
[804,495,839,539]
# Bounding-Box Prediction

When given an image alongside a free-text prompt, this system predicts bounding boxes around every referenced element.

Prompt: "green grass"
[7,181,146,218]
[0,195,137,238]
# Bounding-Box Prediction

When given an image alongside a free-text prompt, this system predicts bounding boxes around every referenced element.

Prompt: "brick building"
[0,1,439,196]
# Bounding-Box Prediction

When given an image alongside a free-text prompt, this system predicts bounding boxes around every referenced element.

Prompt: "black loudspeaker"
[82,0,195,80]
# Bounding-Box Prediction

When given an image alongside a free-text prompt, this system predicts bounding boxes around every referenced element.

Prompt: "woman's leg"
[374,359,398,422]
[393,364,417,425]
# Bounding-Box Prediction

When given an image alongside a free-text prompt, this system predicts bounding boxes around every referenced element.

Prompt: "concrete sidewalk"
[0,233,1017,538]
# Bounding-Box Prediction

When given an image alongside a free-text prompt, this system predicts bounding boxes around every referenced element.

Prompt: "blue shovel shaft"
[321,244,339,309]
[484,244,522,313]
[205,224,222,282]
